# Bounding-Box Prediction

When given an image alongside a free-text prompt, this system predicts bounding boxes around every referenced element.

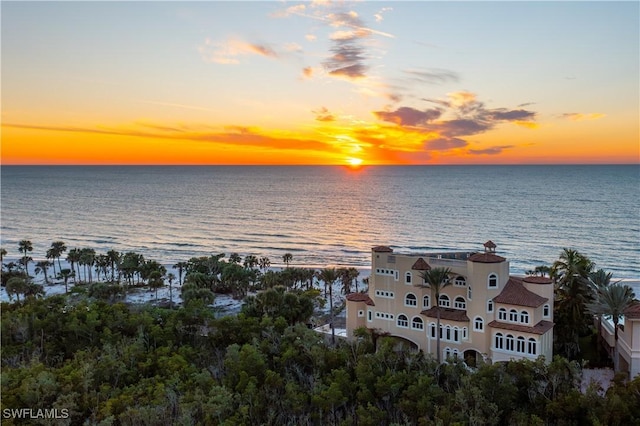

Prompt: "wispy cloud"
[278,2,393,83]
[3,122,331,153]
[199,37,278,64]
[562,112,606,121]
[468,145,515,155]
[313,107,336,122]
[426,137,468,151]
[374,7,393,23]
[403,68,459,85]
[373,106,442,127]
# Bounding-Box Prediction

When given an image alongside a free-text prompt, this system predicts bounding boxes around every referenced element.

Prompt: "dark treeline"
[1,240,361,306]
[2,295,640,425]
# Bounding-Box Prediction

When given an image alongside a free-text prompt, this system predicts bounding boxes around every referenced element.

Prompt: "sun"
[347,157,363,167]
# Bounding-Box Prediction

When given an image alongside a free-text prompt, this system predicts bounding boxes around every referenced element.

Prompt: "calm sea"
[1,165,638,280]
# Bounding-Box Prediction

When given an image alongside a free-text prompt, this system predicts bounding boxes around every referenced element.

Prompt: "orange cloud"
[562,113,606,121]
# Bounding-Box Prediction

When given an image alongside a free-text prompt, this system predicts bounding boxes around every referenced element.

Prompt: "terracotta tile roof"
[372,246,393,253]
[523,276,553,284]
[421,307,470,322]
[493,277,548,308]
[346,293,375,306]
[411,257,431,270]
[468,252,506,263]
[488,320,554,335]
[624,300,640,319]
[484,240,497,249]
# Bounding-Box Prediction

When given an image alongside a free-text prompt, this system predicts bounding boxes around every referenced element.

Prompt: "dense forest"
[1,242,640,424]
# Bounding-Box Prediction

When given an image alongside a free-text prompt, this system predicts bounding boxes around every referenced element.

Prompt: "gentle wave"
[1,165,638,277]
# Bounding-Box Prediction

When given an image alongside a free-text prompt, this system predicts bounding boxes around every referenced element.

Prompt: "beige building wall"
[346,242,554,364]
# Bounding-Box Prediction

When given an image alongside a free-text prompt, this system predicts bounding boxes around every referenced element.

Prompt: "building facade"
[598,301,640,378]
[346,241,554,364]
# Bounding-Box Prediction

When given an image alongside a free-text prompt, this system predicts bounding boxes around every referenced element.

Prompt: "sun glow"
[347,157,363,167]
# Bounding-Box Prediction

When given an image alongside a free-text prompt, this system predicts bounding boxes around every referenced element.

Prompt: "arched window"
[397,314,408,328]
[368,310,372,322]
[454,276,466,286]
[454,296,466,310]
[453,327,460,342]
[411,316,424,330]
[445,325,452,341]
[439,294,450,308]
[506,334,515,351]
[543,304,550,318]
[429,322,436,338]
[467,286,472,300]
[528,338,537,355]
[498,308,507,321]
[495,333,504,349]
[405,272,412,285]
[462,327,468,340]
[520,310,529,324]
[474,316,484,332]
[509,309,518,322]
[517,336,526,353]
[445,347,452,359]
[405,293,417,307]
[423,295,430,309]
[488,273,498,288]
[487,300,494,313]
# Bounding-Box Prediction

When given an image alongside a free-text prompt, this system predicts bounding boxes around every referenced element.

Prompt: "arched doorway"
[463,349,483,368]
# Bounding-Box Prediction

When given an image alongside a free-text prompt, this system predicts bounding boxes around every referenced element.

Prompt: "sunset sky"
[2,1,638,165]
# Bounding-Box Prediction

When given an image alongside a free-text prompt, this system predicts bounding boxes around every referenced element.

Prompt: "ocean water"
[1,165,638,280]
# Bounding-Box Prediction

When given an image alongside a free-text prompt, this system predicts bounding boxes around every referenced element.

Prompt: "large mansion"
[346,241,554,365]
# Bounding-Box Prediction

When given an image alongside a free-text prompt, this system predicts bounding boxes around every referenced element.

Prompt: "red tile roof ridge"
[411,257,431,270]
[346,292,375,306]
[624,300,640,319]
[493,277,548,307]
[420,307,470,322]
[487,320,554,335]
[523,276,553,284]
[468,252,506,263]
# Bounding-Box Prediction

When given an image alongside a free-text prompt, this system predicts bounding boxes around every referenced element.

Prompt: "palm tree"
[282,253,293,268]
[18,240,33,274]
[166,272,176,309]
[6,276,28,302]
[173,261,188,286]
[228,253,242,264]
[318,267,339,345]
[258,256,271,273]
[243,255,259,270]
[0,247,6,273]
[551,248,594,358]
[419,267,452,363]
[589,269,615,290]
[588,284,636,372]
[49,241,67,275]
[148,270,164,302]
[34,260,52,284]
[79,248,96,283]
[67,248,82,283]
[58,268,74,293]
[106,250,121,282]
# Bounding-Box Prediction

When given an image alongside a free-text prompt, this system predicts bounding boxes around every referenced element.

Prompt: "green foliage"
[241,286,316,325]
[2,292,640,425]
